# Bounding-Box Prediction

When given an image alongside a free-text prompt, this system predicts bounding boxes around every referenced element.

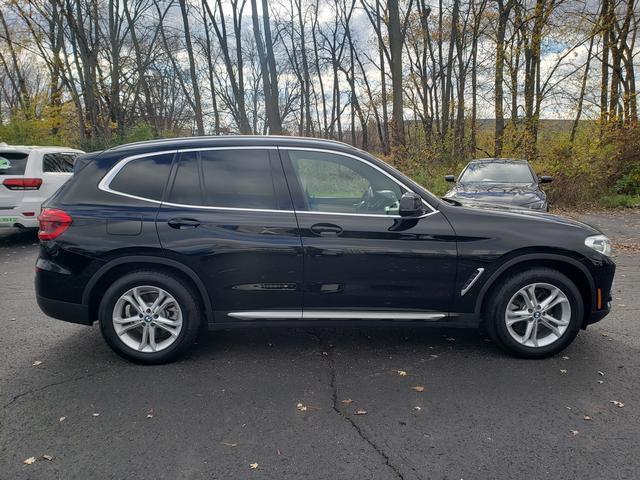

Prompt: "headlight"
[525,200,546,209]
[585,235,612,256]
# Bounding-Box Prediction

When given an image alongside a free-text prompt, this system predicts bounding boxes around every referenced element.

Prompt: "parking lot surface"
[1,211,639,480]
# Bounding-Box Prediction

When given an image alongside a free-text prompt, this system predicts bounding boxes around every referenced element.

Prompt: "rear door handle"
[168,218,201,229]
[310,223,343,236]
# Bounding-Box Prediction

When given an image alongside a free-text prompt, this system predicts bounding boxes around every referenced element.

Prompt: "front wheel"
[485,268,583,358]
[99,270,201,364]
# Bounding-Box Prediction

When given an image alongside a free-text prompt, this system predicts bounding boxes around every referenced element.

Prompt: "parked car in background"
[34,136,614,364]
[444,158,552,211]
[0,144,83,229]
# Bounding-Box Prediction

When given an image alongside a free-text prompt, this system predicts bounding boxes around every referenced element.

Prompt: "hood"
[445,183,545,207]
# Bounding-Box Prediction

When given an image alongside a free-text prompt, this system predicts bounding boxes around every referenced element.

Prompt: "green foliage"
[599,194,640,209]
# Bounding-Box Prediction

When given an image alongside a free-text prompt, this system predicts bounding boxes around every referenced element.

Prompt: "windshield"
[459,162,534,184]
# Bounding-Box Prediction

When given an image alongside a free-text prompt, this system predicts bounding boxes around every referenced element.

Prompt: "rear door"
[156,147,303,323]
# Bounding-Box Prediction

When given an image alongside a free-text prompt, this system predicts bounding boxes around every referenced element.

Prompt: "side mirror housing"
[445,175,456,183]
[399,192,423,217]
[539,175,553,184]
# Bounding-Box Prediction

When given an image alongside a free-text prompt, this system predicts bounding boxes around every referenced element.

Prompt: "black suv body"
[35,136,615,363]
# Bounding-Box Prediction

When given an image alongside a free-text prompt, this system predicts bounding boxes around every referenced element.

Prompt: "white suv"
[0,144,83,229]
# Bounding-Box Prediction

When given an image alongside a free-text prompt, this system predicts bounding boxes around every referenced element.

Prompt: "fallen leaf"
[570,430,579,436]
[562,356,569,360]
[584,415,592,421]
[59,416,66,422]
[277,449,282,456]
[23,457,36,465]
[597,380,604,384]
[601,332,609,337]
[146,409,154,419]
[32,360,43,367]
[355,409,367,415]
[412,385,425,392]
[610,400,625,408]
[92,413,100,417]
[560,369,567,374]
[296,403,308,412]
[41,455,53,461]
[249,463,259,470]
[597,371,605,376]
[396,370,407,376]
[341,399,353,405]
[221,442,238,447]
[430,354,439,358]
[414,406,422,411]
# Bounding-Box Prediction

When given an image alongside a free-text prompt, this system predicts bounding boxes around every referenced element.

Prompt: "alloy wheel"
[112,286,183,353]
[504,282,571,348]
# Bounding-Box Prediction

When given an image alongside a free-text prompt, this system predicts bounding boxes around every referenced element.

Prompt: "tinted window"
[169,149,279,209]
[0,152,28,175]
[460,162,534,183]
[288,150,404,215]
[109,153,174,201]
[43,153,77,173]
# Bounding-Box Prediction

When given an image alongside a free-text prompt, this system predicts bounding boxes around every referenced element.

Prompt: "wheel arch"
[83,256,213,325]
[476,253,594,326]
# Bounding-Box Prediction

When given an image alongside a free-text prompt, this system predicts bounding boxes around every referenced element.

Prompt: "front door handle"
[310,223,343,236]
[168,218,201,230]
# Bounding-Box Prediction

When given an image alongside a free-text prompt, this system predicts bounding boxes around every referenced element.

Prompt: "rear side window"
[108,153,174,201]
[0,152,28,175]
[43,153,77,173]
[169,149,279,209]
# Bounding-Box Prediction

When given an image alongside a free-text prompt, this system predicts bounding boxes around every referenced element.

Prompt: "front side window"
[109,153,174,201]
[43,153,77,173]
[460,162,535,184]
[287,150,405,215]
[169,149,279,209]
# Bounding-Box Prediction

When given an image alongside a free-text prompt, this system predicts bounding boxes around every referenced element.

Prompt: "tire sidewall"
[99,271,200,364]
[491,269,583,358]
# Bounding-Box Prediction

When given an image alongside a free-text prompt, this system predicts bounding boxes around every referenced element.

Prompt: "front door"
[280,148,457,320]
[156,147,303,322]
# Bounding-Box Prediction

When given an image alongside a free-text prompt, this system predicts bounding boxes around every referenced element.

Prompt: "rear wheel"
[485,268,583,358]
[99,270,201,364]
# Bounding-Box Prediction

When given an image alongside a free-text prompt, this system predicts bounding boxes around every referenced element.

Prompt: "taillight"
[3,178,43,190]
[38,208,72,241]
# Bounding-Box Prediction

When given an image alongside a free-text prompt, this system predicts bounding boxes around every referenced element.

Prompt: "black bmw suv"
[35,136,615,364]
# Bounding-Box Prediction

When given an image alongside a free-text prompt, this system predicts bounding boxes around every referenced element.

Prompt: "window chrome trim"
[98,145,440,219]
[227,310,447,321]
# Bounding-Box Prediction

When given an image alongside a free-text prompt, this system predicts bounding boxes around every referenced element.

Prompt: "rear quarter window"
[43,153,78,173]
[108,153,174,201]
[0,152,29,175]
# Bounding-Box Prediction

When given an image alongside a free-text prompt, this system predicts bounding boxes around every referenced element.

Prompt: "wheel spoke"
[540,318,562,337]
[521,321,535,344]
[114,315,140,325]
[544,296,568,312]
[139,325,149,351]
[117,320,143,335]
[133,287,148,311]
[523,285,538,308]
[542,313,569,327]
[122,295,143,315]
[154,320,180,337]
[149,288,166,312]
[506,309,531,326]
[539,288,559,310]
[149,326,157,352]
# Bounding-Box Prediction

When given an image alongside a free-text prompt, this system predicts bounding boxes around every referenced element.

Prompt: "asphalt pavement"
[1,211,639,480]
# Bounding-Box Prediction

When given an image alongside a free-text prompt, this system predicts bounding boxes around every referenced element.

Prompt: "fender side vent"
[461,268,485,296]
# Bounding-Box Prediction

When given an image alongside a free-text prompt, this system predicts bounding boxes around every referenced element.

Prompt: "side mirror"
[445,175,456,183]
[399,192,423,217]
[539,175,553,184]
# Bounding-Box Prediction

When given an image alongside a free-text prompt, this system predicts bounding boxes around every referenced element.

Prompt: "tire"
[99,270,201,364]
[484,268,583,359]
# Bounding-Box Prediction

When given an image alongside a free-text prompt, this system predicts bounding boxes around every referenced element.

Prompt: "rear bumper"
[36,294,93,325]
[0,208,38,228]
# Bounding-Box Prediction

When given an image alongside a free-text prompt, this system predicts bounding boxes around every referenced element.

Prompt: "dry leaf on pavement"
[32,360,43,367]
[355,409,367,415]
[221,442,238,447]
[59,416,66,422]
[570,430,579,436]
[598,371,605,376]
[412,386,425,392]
[341,399,353,405]
[23,457,36,465]
[560,369,567,374]
[610,400,625,408]
[41,455,53,461]
[583,415,592,421]
[396,370,407,376]
[92,413,100,417]
[249,463,259,469]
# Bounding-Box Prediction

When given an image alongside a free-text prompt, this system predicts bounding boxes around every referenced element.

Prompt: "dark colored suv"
[35,136,615,363]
